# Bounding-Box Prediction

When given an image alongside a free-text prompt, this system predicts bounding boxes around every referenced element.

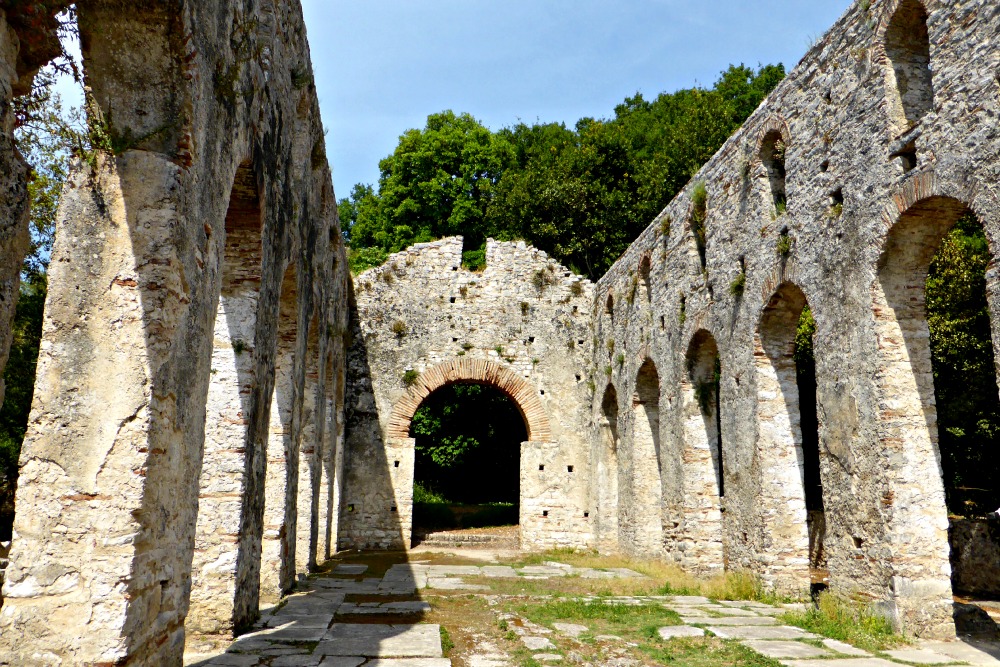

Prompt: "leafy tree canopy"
[340,63,786,278]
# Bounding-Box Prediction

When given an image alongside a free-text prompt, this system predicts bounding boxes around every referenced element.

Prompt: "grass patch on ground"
[501,549,787,603]
[518,598,682,634]
[778,592,907,653]
[643,637,785,666]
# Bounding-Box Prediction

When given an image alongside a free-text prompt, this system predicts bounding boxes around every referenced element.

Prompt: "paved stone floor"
[185,551,1000,667]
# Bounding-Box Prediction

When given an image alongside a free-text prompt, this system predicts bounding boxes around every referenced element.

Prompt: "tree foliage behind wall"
[409,383,526,506]
[927,214,1000,517]
[0,69,68,539]
[341,64,786,278]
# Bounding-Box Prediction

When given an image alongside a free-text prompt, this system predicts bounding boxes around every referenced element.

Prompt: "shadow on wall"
[339,290,409,551]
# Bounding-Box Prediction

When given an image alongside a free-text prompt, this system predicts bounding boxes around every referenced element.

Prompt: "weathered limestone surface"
[590,0,1000,638]
[342,238,594,551]
[0,0,349,663]
[0,0,997,660]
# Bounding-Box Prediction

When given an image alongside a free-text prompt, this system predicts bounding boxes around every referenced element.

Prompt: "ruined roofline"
[353,235,594,288]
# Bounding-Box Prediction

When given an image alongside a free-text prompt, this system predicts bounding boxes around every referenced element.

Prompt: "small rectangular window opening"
[567,465,574,473]
[583,511,590,518]
[538,465,545,471]
[449,297,456,303]
[394,460,400,468]
[347,503,356,513]
[390,505,397,512]
[542,510,549,517]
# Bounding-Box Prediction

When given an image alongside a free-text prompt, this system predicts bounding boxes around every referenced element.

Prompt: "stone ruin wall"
[341,238,594,552]
[0,0,994,661]
[588,0,1000,640]
[0,0,351,664]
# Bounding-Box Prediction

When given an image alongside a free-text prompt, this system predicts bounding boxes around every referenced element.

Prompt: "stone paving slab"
[271,654,321,666]
[521,636,556,650]
[427,577,489,590]
[552,622,589,637]
[699,606,758,616]
[780,660,902,667]
[918,640,1000,665]
[693,616,777,626]
[318,659,365,667]
[741,640,831,659]
[708,625,818,640]
[884,648,962,664]
[481,566,517,578]
[365,660,452,667]
[206,655,260,666]
[658,626,706,639]
[669,596,713,605]
[319,624,442,658]
[333,564,369,575]
[822,639,870,656]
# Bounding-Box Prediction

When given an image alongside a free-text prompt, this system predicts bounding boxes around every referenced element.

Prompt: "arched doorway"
[755,281,825,594]
[597,384,621,552]
[875,195,1000,637]
[409,382,527,542]
[680,330,725,573]
[386,358,554,548]
[629,359,664,555]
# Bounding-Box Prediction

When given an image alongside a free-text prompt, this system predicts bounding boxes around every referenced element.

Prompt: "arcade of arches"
[0,0,999,662]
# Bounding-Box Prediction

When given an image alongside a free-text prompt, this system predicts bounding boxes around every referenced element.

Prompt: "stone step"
[413,531,518,549]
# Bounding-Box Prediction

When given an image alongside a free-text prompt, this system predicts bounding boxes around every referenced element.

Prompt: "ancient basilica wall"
[341,238,595,551]
[590,0,1000,639]
[0,1,349,664]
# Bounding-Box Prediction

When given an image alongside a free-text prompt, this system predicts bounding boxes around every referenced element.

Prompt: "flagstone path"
[184,556,1000,667]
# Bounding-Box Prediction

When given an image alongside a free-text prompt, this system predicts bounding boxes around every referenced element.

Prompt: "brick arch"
[387,357,553,441]
[753,116,791,160]
[872,0,935,61]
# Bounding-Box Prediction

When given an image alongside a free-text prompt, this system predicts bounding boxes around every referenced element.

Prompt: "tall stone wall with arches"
[0,1,351,663]
[589,0,1000,639]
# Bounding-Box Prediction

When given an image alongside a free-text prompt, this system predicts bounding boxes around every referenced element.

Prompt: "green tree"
[926,214,1000,516]
[344,111,513,271]
[339,64,786,279]
[0,69,70,537]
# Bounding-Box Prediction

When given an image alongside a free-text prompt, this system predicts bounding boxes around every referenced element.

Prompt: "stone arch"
[756,120,789,212]
[753,281,824,594]
[189,156,263,635]
[638,254,652,304]
[878,0,934,136]
[679,329,725,573]
[387,358,552,442]
[626,359,664,555]
[596,383,621,551]
[872,194,1000,637]
[261,262,302,603]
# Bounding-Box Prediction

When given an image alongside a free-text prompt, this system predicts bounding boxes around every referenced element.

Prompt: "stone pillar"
[262,344,296,602]
[753,336,811,594]
[0,153,206,664]
[678,379,724,574]
[520,441,591,550]
[296,345,322,573]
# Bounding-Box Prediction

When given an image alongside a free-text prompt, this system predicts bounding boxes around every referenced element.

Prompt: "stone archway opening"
[408,382,527,543]
[884,0,933,136]
[755,282,825,595]
[386,358,554,549]
[680,330,725,573]
[597,384,621,552]
[875,197,1000,636]
[189,158,262,636]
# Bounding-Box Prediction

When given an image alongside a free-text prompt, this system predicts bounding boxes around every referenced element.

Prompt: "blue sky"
[302,1,853,199]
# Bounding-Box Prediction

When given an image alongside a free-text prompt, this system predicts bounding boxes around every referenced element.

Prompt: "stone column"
[679,379,724,575]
